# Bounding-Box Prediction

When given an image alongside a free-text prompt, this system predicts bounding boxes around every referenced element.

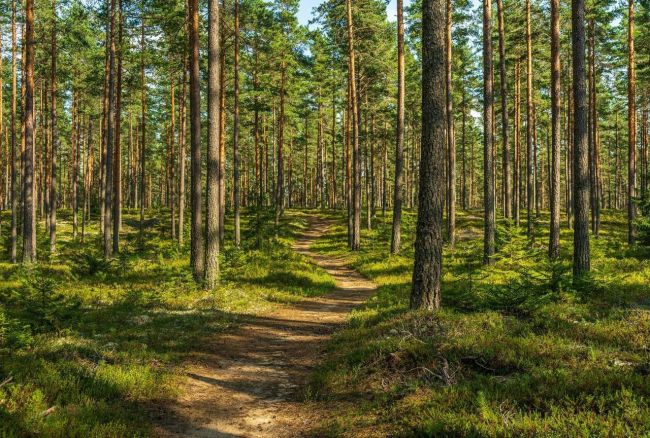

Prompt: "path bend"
[155,216,376,437]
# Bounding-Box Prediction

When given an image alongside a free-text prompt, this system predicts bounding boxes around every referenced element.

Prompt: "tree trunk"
[103,0,116,259]
[139,11,146,238]
[189,0,204,280]
[572,0,591,276]
[446,0,456,246]
[48,0,57,256]
[628,0,636,245]
[233,0,241,247]
[346,0,361,251]
[391,0,405,254]
[411,0,445,310]
[22,0,36,263]
[513,60,521,226]
[113,0,123,254]
[526,0,534,238]
[205,0,221,288]
[10,0,17,263]
[497,0,509,219]
[549,0,561,258]
[483,0,495,264]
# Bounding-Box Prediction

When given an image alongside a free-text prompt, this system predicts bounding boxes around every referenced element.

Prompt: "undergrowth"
[309,210,650,437]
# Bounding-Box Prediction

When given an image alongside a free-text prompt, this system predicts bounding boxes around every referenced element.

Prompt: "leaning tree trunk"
[411,0,445,311]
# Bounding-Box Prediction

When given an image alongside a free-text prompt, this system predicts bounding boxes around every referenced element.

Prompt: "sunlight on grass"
[309,210,650,436]
[0,208,334,436]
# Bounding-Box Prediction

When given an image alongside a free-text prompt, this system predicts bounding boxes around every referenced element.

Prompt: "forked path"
[155,217,376,437]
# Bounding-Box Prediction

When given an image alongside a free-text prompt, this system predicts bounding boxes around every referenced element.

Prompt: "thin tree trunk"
[526,0,534,238]
[391,0,405,254]
[113,0,123,254]
[628,0,636,245]
[549,0,561,258]
[497,0,509,219]
[139,11,146,238]
[233,0,241,247]
[483,0,495,263]
[23,0,36,263]
[189,0,204,280]
[446,0,456,246]
[10,0,17,263]
[346,0,361,251]
[49,0,57,256]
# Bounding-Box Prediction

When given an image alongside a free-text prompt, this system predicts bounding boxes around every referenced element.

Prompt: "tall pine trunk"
[205,0,221,288]
[23,0,36,263]
[497,0,509,219]
[411,0,445,310]
[628,0,636,246]
[549,0,561,258]
[391,0,405,254]
[483,0,495,264]
[572,0,591,276]
[189,0,204,281]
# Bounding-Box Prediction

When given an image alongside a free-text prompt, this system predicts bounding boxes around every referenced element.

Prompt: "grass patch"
[309,209,650,436]
[0,208,334,437]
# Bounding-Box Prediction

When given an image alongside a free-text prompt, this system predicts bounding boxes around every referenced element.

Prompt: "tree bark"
[346,0,361,251]
[526,0,534,238]
[549,0,561,258]
[411,0,445,310]
[572,0,591,276]
[233,0,241,247]
[446,0,456,246]
[205,0,221,288]
[189,0,204,280]
[391,0,405,254]
[628,0,636,245]
[23,0,36,263]
[483,0,495,264]
[497,0,509,219]
[113,0,123,254]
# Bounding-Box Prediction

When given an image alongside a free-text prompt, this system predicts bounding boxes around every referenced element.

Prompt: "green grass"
[0,207,334,437]
[308,210,650,437]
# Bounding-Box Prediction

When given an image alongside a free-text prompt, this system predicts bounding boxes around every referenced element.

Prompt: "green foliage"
[307,210,650,437]
[0,209,333,437]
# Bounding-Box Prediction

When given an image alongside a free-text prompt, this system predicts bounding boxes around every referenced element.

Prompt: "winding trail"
[155,217,376,437]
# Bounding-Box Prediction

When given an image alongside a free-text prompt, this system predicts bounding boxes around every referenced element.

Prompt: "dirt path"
[155,217,376,437]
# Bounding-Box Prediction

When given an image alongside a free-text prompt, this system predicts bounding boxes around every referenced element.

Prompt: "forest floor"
[154,217,376,437]
[4,208,650,436]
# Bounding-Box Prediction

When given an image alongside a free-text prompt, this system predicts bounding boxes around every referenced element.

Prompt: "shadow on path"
[154,216,376,438]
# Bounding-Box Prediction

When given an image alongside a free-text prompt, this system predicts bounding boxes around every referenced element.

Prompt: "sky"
[297,0,404,28]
